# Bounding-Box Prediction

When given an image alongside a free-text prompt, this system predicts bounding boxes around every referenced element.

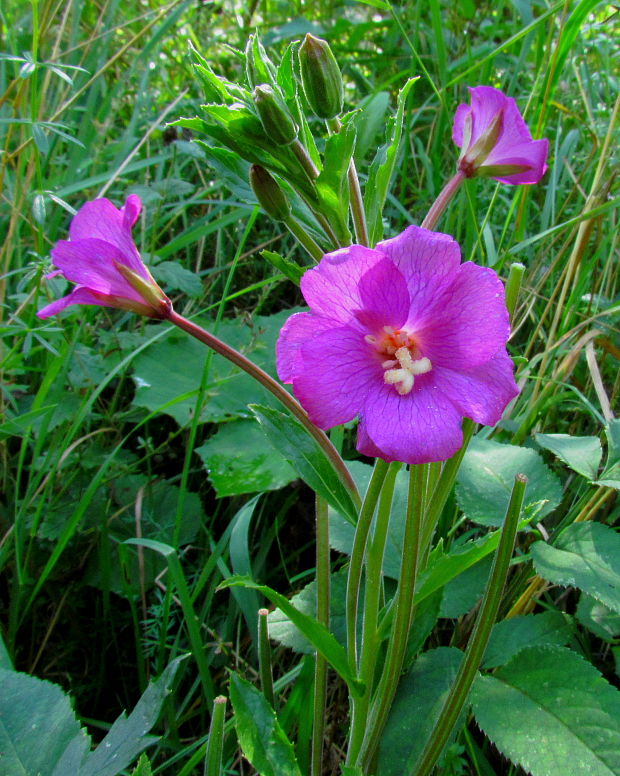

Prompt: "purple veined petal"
[452,103,471,148]
[290,325,382,429]
[122,194,142,230]
[300,244,386,325]
[467,86,513,146]
[68,197,147,277]
[51,238,148,303]
[414,262,511,369]
[356,421,386,459]
[484,139,549,185]
[353,257,410,333]
[432,350,519,427]
[377,226,462,325]
[276,311,333,383]
[37,286,115,319]
[360,374,464,465]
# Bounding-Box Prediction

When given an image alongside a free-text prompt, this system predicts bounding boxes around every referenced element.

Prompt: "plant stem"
[292,137,320,179]
[347,461,400,765]
[204,695,227,776]
[412,474,527,776]
[357,464,426,770]
[345,458,391,669]
[166,309,360,508]
[311,494,330,776]
[258,608,275,708]
[421,170,466,231]
[284,215,325,261]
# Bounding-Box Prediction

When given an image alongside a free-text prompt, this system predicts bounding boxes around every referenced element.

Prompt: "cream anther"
[384,368,414,395]
[410,357,432,376]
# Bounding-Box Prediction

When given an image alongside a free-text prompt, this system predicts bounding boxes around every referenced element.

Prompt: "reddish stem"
[421,170,466,231]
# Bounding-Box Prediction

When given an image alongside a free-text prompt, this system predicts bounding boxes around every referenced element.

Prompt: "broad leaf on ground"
[536,432,602,480]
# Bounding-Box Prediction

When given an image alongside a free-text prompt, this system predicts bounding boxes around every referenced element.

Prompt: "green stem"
[258,608,275,708]
[357,464,426,770]
[345,459,391,669]
[204,695,227,776]
[284,215,325,261]
[329,117,369,246]
[421,170,466,231]
[292,137,320,180]
[166,310,360,509]
[504,262,525,322]
[311,494,330,776]
[347,462,400,765]
[412,474,527,776]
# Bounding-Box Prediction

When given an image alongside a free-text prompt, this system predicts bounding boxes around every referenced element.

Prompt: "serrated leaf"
[315,124,356,244]
[261,250,305,285]
[472,645,620,776]
[482,612,573,668]
[365,78,417,245]
[377,647,466,776]
[219,576,363,695]
[196,419,296,497]
[456,438,562,526]
[250,404,359,524]
[230,674,302,776]
[536,432,602,480]
[130,754,153,776]
[531,522,620,614]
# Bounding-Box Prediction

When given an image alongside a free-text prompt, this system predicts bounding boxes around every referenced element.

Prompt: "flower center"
[365,326,432,396]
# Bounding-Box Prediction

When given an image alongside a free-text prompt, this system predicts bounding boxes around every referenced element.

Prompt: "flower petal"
[354,256,410,332]
[51,238,147,303]
[300,244,385,325]
[484,139,549,184]
[414,262,511,368]
[276,311,333,383]
[433,350,519,426]
[37,286,115,318]
[359,375,464,464]
[68,197,147,277]
[452,103,471,148]
[377,226,461,323]
[290,326,382,428]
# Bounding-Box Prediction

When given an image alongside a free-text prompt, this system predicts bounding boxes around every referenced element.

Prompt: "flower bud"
[253,85,298,146]
[245,35,277,89]
[250,165,291,222]
[298,34,343,120]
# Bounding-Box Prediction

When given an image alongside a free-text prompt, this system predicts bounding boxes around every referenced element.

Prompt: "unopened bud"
[250,165,291,222]
[253,85,298,146]
[245,35,277,89]
[299,34,343,120]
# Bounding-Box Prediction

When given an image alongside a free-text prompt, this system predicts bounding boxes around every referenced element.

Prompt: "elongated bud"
[253,84,298,146]
[298,34,343,120]
[250,165,291,221]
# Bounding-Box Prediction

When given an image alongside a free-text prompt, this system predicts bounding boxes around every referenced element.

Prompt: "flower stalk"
[257,609,275,708]
[205,695,227,776]
[420,170,466,231]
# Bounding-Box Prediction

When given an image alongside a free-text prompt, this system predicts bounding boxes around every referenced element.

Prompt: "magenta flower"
[37,195,170,319]
[452,86,548,185]
[277,227,519,465]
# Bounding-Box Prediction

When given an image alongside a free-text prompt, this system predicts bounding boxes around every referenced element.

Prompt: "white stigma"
[383,346,432,395]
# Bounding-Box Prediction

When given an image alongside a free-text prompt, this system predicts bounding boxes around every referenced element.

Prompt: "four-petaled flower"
[453,85,549,185]
[277,226,519,465]
[37,195,170,319]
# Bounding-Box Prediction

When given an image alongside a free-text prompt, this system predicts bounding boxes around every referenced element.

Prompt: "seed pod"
[253,84,298,146]
[298,34,343,120]
[249,165,291,222]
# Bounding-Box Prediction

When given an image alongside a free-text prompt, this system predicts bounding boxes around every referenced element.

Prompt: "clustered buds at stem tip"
[252,84,298,146]
[299,34,344,120]
[249,165,291,222]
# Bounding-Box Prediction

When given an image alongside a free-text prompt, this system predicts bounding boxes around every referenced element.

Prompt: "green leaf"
[531,522,620,614]
[377,647,466,776]
[130,754,153,776]
[576,594,620,642]
[536,432,602,480]
[267,569,351,654]
[482,611,573,669]
[132,310,298,426]
[219,576,363,695]
[456,438,562,526]
[597,419,620,488]
[351,91,391,161]
[438,555,493,618]
[250,404,359,525]
[195,419,296,497]
[151,261,203,299]
[261,249,305,285]
[471,645,620,776]
[229,674,302,776]
[0,667,90,776]
[315,123,356,245]
[365,78,417,245]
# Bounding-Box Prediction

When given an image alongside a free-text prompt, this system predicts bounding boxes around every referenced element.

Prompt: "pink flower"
[37,195,170,319]
[276,227,519,465]
[452,86,549,185]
